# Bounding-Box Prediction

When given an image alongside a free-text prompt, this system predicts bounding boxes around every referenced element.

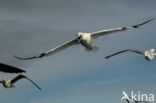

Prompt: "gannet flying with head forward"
[15,18,154,60]
[0,74,41,91]
[105,48,156,61]
[0,63,26,73]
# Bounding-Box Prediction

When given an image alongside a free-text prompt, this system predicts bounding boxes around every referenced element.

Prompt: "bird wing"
[11,74,26,84]
[11,74,42,91]
[0,63,26,73]
[91,18,154,39]
[15,38,78,60]
[105,49,144,59]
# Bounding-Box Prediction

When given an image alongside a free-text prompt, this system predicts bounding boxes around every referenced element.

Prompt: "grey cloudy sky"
[0,0,156,103]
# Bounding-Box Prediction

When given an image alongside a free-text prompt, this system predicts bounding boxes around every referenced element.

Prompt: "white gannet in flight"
[105,48,156,61]
[15,18,154,60]
[0,74,41,91]
[0,63,26,73]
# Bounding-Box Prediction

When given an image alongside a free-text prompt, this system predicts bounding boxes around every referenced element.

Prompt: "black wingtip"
[34,85,42,91]
[14,55,39,60]
[145,57,151,61]
[20,69,26,73]
[132,18,154,28]
[105,54,118,59]
[14,56,31,60]
[14,68,26,73]
[21,74,42,91]
[0,63,26,73]
[38,87,42,91]
[105,56,110,59]
[14,53,46,60]
[14,56,22,59]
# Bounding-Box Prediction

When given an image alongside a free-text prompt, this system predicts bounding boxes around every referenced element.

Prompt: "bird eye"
[145,51,149,56]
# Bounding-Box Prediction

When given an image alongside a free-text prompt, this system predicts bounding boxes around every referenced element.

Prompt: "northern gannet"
[15,18,154,60]
[0,74,41,91]
[105,48,156,61]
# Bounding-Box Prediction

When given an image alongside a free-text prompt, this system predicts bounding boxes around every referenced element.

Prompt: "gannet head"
[77,32,84,38]
[144,51,155,61]
[77,32,84,42]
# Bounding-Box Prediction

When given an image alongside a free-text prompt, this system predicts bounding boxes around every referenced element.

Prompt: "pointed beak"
[78,36,81,39]
[145,56,151,61]
[77,35,82,43]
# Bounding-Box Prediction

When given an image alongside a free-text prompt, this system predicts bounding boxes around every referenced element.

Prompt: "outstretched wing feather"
[11,75,41,90]
[11,75,26,84]
[24,77,42,91]
[105,49,144,59]
[15,38,78,60]
[91,18,154,39]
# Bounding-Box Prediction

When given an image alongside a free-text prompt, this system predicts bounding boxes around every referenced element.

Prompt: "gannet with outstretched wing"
[105,48,156,61]
[15,18,154,60]
[0,74,41,91]
[0,63,26,73]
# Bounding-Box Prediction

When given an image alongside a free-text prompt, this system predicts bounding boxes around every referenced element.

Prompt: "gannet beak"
[145,56,151,61]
